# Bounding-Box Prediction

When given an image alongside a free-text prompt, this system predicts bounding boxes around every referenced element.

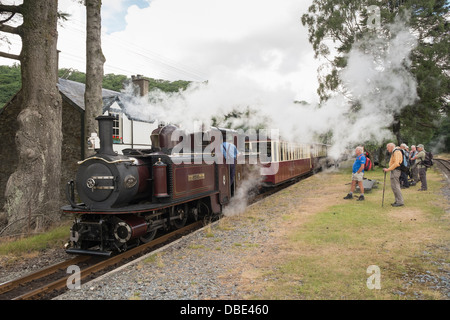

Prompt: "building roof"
[57,78,155,123]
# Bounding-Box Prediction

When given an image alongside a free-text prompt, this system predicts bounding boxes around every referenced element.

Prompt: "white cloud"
[1,1,420,159]
[101,0,319,100]
[1,0,320,103]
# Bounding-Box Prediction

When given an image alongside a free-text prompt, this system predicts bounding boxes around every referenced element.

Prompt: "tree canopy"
[0,66,192,106]
[301,0,449,149]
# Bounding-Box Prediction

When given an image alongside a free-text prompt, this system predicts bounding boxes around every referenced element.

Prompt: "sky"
[0,1,421,158]
[0,0,321,104]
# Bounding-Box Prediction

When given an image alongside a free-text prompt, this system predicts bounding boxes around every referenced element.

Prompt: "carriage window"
[266,142,272,161]
[252,142,258,154]
[245,142,251,153]
[272,142,278,162]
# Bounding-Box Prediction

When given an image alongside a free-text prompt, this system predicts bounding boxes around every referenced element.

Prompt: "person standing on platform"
[383,143,404,207]
[343,146,366,201]
[413,144,428,191]
[409,145,419,185]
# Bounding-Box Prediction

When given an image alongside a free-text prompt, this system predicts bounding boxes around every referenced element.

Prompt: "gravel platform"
[55,200,279,300]
[55,167,450,300]
[1,167,448,301]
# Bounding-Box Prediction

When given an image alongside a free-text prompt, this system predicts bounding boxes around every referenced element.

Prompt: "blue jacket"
[352,154,366,173]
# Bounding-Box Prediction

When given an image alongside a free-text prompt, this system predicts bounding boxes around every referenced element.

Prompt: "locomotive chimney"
[96,115,116,155]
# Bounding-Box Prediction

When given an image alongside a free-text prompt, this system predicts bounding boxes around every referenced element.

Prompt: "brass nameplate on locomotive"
[188,173,205,181]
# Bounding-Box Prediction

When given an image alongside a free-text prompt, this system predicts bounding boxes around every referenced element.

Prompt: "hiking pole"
[382,170,387,207]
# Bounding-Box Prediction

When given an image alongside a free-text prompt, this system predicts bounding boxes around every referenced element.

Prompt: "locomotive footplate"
[61,190,219,215]
[65,248,113,257]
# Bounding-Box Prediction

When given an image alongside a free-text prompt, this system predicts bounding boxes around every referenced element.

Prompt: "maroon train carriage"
[62,116,329,256]
[244,137,329,186]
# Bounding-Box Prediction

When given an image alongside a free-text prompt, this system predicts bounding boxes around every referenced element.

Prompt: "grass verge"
[0,223,71,256]
[241,165,449,300]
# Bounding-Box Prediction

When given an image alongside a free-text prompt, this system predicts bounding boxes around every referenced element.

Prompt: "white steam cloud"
[120,16,418,161]
[222,167,263,217]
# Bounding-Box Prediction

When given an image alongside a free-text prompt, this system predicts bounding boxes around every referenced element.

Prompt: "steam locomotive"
[62,115,328,256]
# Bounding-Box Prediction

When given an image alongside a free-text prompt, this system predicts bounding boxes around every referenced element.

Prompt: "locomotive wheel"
[139,229,157,243]
[198,201,210,216]
[196,200,212,224]
[172,204,188,229]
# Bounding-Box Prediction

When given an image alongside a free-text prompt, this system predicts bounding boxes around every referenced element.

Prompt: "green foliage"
[103,73,127,91]
[301,0,450,150]
[58,68,86,84]
[147,78,191,93]
[1,66,191,107]
[0,64,21,106]
[429,115,450,152]
[0,225,70,255]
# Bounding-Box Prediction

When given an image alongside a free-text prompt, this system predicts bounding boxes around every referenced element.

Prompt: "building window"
[109,111,122,144]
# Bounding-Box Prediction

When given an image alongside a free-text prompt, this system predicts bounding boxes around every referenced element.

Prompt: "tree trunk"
[84,0,105,158]
[3,0,62,235]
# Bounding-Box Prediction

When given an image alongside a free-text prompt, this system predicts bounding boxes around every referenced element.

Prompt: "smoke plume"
[119,15,418,162]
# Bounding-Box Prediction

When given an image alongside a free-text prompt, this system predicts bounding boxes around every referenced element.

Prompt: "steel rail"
[12,221,203,300]
[0,255,90,296]
[434,158,450,172]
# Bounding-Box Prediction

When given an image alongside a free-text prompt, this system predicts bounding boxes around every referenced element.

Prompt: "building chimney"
[131,74,149,96]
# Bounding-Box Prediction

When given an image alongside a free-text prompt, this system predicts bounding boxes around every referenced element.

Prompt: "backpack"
[421,151,433,168]
[395,148,409,172]
[364,156,373,171]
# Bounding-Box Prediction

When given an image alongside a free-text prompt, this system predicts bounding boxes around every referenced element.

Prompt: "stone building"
[0,76,155,212]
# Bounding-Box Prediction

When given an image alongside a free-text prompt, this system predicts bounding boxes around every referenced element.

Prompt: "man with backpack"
[411,144,428,191]
[343,146,366,201]
[383,143,404,207]
[399,144,410,189]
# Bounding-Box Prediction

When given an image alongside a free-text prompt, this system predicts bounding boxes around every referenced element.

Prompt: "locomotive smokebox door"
[78,162,115,202]
[74,115,142,209]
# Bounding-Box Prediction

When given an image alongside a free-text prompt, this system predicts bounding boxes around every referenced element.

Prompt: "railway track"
[434,158,450,172]
[434,158,450,181]
[0,171,315,301]
[0,221,203,300]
